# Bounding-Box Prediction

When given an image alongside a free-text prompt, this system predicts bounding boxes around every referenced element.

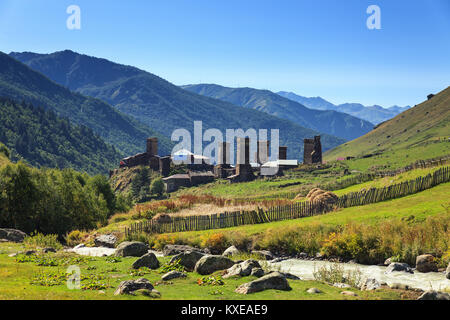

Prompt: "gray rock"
[223,260,261,278]
[134,288,161,298]
[298,252,309,259]
[251,267,265,278]
[94,234,117,248]
[341,291,358,296]
[163,244,205,256]
[385,262,413,274]
[333,283,351,289]
[389,283,411,290]
[251,250,274,260]
[384,257,393,266]
[73,243,86,249]
[417,290,450,300]
[222,245,240,257]
[169,250,205,271]
[307,287,322,294]
[446,263,450,280]
[415,254,438,273]
[0,228,27,243]
[235,272,291,294]
[161,270,187,281]
[277,272,301,280]
[194,255,235,275]
[114,278,154,295]
[132,253,160,270]
[361,278,381,291]
[24,250,36,256]
[115,241,148,257]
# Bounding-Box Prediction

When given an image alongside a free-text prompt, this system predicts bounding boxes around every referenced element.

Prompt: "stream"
[267,258,449,291]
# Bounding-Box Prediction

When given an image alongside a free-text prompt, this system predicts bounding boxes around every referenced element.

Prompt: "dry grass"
[169,203,260,217]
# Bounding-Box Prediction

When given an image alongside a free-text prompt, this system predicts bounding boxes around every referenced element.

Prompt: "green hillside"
[182,84,374,141]
[0,98,121,174]
[9,50,346,160]
[0,52,172,157]
[324,87,450,170]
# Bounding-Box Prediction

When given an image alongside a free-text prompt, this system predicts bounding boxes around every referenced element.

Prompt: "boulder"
[340,291,358,297]
[251,250,274,260]
[132,253,160,270]
[94,234,117,248]
[361,278,381,291]
[385,262,413,274]
[417,290,450,300]
[251,268,265,278]
[163,244,205,256]
[115,241,148,257]
[114,278,154,295]
[194,255,235,275]
[135,288,161,298]
[277,272,301,280]
[43,248,56,254]
[0,228,26,243]
[161,271,187,281]
[415,254,438,273]
[235,272,291,294]
[222,245,240,257]
[223,260,261,278]
[169,250,205,271]
[307,288,322,294]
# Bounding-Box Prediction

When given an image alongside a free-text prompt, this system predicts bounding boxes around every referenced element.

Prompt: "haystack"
[306,188,338,205]
[152,213,172,224]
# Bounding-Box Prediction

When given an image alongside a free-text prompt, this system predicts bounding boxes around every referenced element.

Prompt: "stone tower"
[303,136,322,164]
[146,137,158,157]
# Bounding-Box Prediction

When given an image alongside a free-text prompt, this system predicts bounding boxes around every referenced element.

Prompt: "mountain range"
[277,91,410,125]
[0,97,121,174]
[0,52,173,158]
[8,50,346,160]
[181,84,374,141]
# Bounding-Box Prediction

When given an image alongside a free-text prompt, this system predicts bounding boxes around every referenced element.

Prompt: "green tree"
[150,177,165,197]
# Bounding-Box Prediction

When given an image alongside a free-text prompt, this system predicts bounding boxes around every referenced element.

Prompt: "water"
[268,259,449,291]
[67,246,116,257]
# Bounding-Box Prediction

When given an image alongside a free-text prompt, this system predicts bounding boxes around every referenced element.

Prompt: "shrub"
[0,143,10,159]
[23,233,62,250]
[151,178,165,197]
[65,230,88,247]
[159,259,186,274]
[313,263,363,288]
[200,233,229,254]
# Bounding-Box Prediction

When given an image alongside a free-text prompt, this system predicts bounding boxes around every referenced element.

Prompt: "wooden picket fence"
[336,166,450,208]
[125,165,450,238]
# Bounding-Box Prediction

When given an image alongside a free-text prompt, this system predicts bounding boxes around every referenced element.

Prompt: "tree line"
[0,155,130,236]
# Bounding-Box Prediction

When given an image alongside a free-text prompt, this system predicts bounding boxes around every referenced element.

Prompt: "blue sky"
[0,0,449,107]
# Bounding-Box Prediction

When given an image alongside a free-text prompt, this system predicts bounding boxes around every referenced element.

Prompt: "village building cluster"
[117,136,323,193]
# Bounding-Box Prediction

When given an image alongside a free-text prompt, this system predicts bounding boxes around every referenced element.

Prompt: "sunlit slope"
[324,87,450,169]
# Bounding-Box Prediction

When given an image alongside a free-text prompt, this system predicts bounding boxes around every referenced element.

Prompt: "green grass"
[0,243,407,300]
[324,86,450,171]
[333,165,448,196]
[155,182,450,240]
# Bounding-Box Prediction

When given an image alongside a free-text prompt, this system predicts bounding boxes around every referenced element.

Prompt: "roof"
[163,174,190,181]
[261,159,298,167]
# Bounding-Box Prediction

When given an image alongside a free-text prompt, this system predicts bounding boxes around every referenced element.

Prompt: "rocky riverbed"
[267,258,449,292]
